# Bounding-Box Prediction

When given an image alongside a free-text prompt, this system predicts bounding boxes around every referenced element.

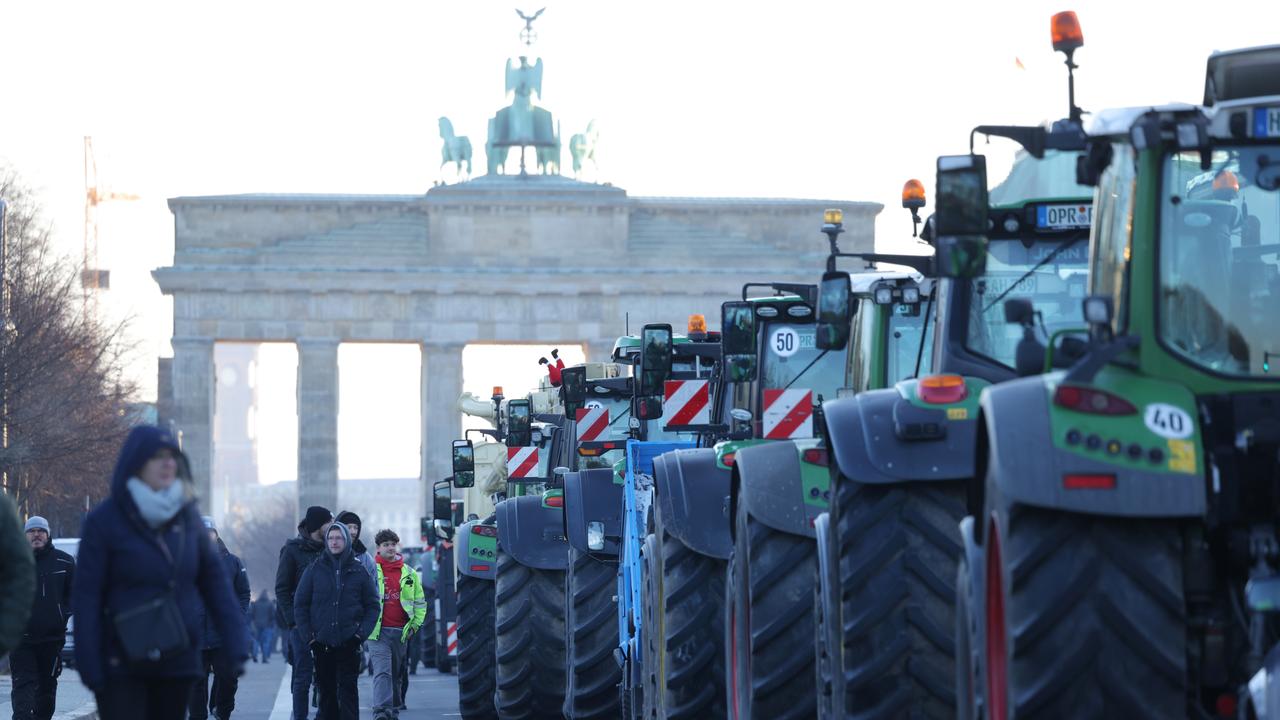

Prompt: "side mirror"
[816,271,854,351]
[451,439,476,488]
[934,154,989,236]
[561,366,587,418]
[639,324,673,397]
[935,235,988,279]
[432,479,453,539]
[721,301,758,382]
[635,396,664,420]
[507,399,532,447]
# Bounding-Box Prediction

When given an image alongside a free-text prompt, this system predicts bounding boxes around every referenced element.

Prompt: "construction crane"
[82,136,139,317]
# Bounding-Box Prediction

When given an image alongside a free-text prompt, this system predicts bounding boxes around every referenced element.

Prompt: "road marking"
[268,668,292,720]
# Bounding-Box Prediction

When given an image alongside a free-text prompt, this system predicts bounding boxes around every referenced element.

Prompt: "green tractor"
[960,43,1280,718]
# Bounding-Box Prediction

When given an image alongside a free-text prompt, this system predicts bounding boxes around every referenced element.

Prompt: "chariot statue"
[485,9,561,175]
[438,117,473,181]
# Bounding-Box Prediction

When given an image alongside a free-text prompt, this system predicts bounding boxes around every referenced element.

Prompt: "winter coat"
[293,522,379,649]
[274,531,325,629]
[351,538,377,588]
[250,597,276,630]
[369,555,427,642]
[0,491,35,658]
[23,541,75,644]
[198,539,250,650]
[71,426,249,692]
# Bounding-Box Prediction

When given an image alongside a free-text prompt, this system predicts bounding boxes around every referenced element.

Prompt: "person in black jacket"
[274,505,330,720]
[188,516,250,720]
[11,516,74,720]
[294,521,379,720]
[249,591,276,663]
[72,425,248,720]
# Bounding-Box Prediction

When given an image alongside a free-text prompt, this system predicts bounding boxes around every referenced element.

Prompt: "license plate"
[1037,204,1093,229]
[1255,107,1280,138]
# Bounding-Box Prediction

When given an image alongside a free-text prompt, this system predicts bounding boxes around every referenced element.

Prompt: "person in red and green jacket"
[368,529,426,720]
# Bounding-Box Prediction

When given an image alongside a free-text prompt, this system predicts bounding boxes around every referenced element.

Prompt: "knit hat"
[302,506,333,535]
[24,516,50,534]
[201,515,216,532]
[335,511,361,529]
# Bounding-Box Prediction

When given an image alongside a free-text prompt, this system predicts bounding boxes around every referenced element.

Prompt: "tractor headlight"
[902,286,920,304]
[587,522,605,551]
[874,285,894,305]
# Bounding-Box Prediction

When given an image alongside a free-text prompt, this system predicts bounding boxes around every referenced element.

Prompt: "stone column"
[421,343,464,493]
[171,337,215,512]
[296,338,340,516]
[586,339,617,364]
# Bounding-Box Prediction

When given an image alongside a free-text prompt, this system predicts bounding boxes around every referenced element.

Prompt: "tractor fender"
[495,495,570,571]
[455,519,498,580]
[564,468,622,556]
[733,441,816,539]
[652,448,732,560]
[983,377,1206,517]
[824,389,976,485]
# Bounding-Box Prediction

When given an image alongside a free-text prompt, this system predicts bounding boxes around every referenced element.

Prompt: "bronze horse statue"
[438,117,472,181]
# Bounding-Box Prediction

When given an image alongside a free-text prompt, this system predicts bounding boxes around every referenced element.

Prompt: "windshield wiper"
[782,350,830,391]
[981,231,1088,314]
[609,406,631,426]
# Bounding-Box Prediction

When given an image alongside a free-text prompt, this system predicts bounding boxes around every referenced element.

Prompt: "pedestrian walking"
[294,522,379,720]
[250,591,276,663]
[188,517,251,720]
[0,491,35,660]
[10,516,74,720]
[335,511,376,584]
[71,425,248,720]
[274,505,331,720]
[368,530,426,720]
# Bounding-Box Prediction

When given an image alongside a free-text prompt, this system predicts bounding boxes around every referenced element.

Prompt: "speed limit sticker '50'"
[1144,403,1194,440]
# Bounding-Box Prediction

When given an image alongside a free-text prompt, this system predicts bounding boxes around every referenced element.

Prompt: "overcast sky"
[1,0,1275,481]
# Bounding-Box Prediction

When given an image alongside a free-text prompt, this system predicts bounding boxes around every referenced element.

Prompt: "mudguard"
[495,495,570,570]
[652,448,732,560]
[564,468,623,555]
[983,376,1206,517]
[455,519,499,580]
[733,441,815,539]
[958,516,986,715]
[824,386,977,484]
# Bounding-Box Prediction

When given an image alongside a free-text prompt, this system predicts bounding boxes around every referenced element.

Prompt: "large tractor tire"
[814,514,838,720]
[655,524,725,719]
[642,534,661,720]
[457,574,498,720]
[955,555,980,720]
[983,499,1186,719]
[726,497,817,720]
[564,548,622,719]
[494,548,567,719]
[836,481,964,717]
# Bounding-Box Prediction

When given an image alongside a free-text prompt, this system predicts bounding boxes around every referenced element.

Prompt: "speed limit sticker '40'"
[1144,403,1194,440]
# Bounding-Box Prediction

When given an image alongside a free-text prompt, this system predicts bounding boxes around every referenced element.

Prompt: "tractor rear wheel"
[955,555,980,720]
[725,497,817,720]
[655,521,725,719]
[641,534,662,720]
[983,498,1186,719]
[836,480,964,717]
[494,548,566,719]
[564,548,621,719]
[457,574,498,719]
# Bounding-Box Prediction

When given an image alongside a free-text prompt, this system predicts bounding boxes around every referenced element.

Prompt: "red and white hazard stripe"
[575,406,610,442]
[507,446,540,478]
[762,389,814,439]
[663,379,710,427]
[446,621,458,656]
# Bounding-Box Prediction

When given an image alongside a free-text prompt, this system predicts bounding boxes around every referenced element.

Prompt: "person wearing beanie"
[274,505,331,720]
[188,517,250,720]
[11,515,74,720]
[71,425,248,720]
[335,511,377,588]
[294,522,379,720]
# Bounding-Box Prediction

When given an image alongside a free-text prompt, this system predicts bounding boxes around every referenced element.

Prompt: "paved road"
[1,656,462,719]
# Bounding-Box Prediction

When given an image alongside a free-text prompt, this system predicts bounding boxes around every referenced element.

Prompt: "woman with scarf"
[294,521,380,720]
[71,425,248,720]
